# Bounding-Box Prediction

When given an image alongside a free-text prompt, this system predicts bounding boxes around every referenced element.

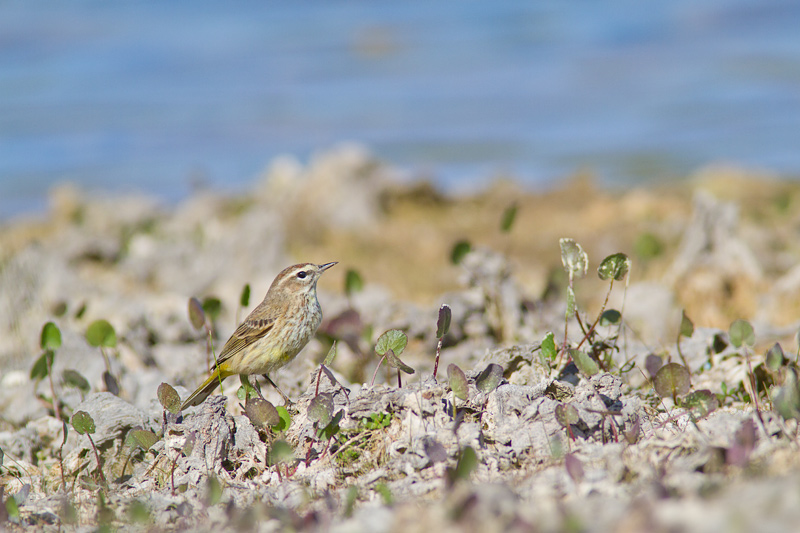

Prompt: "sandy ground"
[2,145,800,531]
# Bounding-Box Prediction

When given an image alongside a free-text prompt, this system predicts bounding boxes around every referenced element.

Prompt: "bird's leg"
[239,374,260,400]
[263,374,292,406]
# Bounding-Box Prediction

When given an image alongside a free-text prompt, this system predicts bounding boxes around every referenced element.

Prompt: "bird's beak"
[319,262,338,272]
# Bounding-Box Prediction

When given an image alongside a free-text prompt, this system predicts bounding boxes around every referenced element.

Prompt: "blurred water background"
[1,0,799,219]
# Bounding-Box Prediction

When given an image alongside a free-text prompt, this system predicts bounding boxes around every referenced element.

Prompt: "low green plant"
[72,410,108,487]
[31,321,64,420]
[85,319,120,395]
[371,329,414,387]
[433,304,452,382]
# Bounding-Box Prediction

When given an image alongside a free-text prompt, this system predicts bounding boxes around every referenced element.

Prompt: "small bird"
[181,262,337,410]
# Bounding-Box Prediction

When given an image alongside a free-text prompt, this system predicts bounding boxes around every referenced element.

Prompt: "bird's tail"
[180,368,231,411]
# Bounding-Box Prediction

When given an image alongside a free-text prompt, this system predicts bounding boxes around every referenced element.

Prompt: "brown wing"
[212,316,275,369]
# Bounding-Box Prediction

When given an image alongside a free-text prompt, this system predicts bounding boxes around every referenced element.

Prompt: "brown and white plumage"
[180,262,336,410]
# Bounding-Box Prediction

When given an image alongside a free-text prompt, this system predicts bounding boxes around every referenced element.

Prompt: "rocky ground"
[3,144,800,531]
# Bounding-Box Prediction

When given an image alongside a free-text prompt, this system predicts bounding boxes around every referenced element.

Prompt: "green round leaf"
[275,405,292,432]
[559,238,588,279]
[201,297,222,323]
[570,349,599,377]
[597,253,631,281]
[345,269,364,297]
[239,283,251,308]
[86,319,117,348]
[307,393,334,426]
[500,203,518,233]
[317,410,343,441]
[245,397,280,429]
[555,403,580,427]
[187,297,206,330]
[774,369,800,421]
[30,351,54,381]
[451,240,472,265]
[376,329,408,357]
[157,383,181,414]
[269,439,294,466]
[765,342,785,372]
[436,304,452,338]
[128,429,159,450]
[654,363,691,399]
[454,446,478,481]
[40,321,62,350]
[679,310,695,338]
[447,364,469,400]
[323,341,338,366]
[634,232,663,259]
[63,369,91,393]
[682,389,720,416]
[71,410,96,435]
[599,309,622,326]
[729,319,755,348]
[475,363,504,394]
[541,332,557,362]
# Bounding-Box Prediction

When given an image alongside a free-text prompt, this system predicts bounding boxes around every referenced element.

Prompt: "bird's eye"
[296,271,308,279]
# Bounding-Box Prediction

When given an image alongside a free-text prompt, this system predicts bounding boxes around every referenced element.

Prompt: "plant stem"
[433,337,443,382]
[370,355,386,387]
[45,351,62,422]
[87,435,108,487]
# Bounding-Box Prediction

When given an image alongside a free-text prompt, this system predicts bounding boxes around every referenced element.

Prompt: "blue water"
[1,1,799,218]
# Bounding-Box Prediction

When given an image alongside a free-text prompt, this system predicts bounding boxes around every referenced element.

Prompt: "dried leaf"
[422,437,448,464]
[644,354,664,378]
[103,371,120,396]
[187,297,206,330]
[559,238,588,279]
[565,453,584,483]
